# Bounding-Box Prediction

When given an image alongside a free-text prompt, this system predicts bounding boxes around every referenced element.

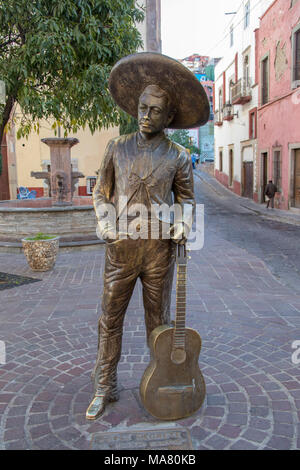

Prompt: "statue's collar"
[137,131,166,151]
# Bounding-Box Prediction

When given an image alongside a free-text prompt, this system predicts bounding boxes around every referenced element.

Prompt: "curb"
[0,239,104,253]
[194,170,300,227]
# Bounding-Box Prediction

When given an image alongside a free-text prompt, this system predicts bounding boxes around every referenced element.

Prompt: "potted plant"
[22,232,60,272]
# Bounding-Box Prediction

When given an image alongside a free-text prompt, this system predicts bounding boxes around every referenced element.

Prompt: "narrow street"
[0,172,300,450]
[194,171,300,295]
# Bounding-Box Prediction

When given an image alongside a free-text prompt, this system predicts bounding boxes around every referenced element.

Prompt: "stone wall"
[0,206,97,242]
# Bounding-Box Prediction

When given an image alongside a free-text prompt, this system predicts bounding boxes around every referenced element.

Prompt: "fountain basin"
[0,197,103,252]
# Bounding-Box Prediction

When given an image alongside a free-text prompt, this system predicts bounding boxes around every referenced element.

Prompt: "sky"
[161,0,243,60]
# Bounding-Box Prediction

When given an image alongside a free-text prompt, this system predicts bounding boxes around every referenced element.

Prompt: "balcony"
[232,77,252,105]
[223,103,234,121]
[214,110,223,126]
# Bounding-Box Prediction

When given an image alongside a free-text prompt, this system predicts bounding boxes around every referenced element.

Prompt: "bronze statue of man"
[86,53,209,420]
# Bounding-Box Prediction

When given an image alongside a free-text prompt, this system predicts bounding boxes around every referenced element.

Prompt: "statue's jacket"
[93,131,195,238]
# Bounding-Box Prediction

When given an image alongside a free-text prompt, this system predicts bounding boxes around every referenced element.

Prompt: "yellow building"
[15,118,120,198]
[4,0,162,200]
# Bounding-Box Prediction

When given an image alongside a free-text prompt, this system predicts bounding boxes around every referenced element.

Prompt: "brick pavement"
[0,226,300,450]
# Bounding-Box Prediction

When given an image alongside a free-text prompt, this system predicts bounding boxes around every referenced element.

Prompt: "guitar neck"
[173,263,187,350]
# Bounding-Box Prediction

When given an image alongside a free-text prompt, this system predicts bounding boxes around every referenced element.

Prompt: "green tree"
[168,129,200,155]
[0,0,144,147]
[119,112,139,136]
[205,65,215,81]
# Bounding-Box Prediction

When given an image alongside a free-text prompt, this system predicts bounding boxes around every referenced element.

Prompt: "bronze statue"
[86,52,209,420]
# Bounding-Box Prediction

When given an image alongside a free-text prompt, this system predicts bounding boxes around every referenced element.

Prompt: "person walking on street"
[265,180,277,209]
[191,154,197,169]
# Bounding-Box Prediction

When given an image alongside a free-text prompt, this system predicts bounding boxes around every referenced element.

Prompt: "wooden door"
[295,149,300,208]
[261,153,268,202]
[229,150,233,187]
[0,140,10,200]
[243,162,253,199]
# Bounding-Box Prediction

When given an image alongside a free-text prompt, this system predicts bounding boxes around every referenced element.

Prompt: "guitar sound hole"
[171,349,186,364]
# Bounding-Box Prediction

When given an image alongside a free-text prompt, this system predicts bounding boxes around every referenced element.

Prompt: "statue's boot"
[86,388,119,420]
[87,319,122,420]
[86,362,119,420]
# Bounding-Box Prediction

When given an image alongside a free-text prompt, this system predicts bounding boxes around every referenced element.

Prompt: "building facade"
[256,0,300,210]
[214,0,274,198]
[180,55,216,161]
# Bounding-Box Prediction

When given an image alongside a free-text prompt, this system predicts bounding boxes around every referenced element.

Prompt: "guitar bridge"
[158,385,194,395]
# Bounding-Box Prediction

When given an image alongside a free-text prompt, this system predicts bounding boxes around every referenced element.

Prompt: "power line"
[206,0,264,57]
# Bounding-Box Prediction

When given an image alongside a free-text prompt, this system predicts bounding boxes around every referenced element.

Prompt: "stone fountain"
[0,138,101,252]
[31,138,84,205]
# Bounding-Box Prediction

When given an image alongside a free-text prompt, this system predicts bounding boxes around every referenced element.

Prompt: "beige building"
[15,119,120,198]
[6,0,162,199]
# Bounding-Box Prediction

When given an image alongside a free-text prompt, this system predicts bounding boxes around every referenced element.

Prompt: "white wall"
[136,0,146,51]
[214,0,274,189]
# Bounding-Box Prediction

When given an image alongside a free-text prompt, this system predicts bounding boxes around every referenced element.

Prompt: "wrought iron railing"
[231,77,252,103]
[214,109,223,125]
[223,103,233,120]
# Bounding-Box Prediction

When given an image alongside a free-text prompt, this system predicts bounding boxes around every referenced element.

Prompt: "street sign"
[0,81,6,105]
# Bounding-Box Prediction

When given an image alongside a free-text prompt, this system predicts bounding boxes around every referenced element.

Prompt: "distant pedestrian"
[191,154,197,169]
[265,180,277,209]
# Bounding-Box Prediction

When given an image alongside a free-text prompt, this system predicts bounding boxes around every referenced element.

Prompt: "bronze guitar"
[140,244,206,420]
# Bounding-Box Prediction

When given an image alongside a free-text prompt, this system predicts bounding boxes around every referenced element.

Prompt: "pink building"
[256,0,300,210]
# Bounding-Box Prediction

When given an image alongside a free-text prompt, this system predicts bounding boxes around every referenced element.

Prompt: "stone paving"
[0,176,300,450]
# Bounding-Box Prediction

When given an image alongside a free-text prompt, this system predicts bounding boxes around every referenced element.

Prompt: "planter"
[22,235,60,272]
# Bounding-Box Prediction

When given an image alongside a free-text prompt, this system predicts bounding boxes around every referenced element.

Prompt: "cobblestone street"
[0,172,300,450]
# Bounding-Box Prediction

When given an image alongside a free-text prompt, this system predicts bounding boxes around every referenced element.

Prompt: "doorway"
[294,149,300,208]
[261,152,268,202]
[0,141,10,200]
[243,162,253,199]
[229,149,234,187]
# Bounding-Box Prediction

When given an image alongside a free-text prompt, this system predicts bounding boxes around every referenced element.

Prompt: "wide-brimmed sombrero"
[108,52,210,129]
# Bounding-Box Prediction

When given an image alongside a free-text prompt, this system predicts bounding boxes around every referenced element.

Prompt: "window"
[261,55,269,105]
[229,78,235,103]
[218,88,223,119]
[244,54,250,87]
[273,150,281,191]
[230,25,234,47]
[244,1,250,29]
[292,26,300,87]
[296,30,300,80]
[219,150,223,172]
[291,0,299,8]
[86,176,97,195]
[249,108,257,139]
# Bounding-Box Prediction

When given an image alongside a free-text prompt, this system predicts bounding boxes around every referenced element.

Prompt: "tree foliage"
[119,112,139,136]
[168,129,200,155]
[0,0,144,144]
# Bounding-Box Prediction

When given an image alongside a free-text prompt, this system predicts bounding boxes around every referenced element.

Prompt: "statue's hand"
[97,220,117,243]
[102,230,117,244]
[169,223,187,245]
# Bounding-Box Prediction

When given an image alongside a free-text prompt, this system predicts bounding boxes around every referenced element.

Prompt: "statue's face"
[138,88,173,135]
